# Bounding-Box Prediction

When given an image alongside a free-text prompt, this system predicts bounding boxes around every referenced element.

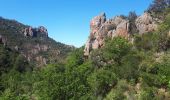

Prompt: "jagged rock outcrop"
[24,27,34,37]
[112,16,130,37]
[135,12,158,34]
[0,17,74,67]
[31,44,49,55]
[23,26,48,37]
[84,13,130,56]
[84,12,158,56]
[38,26,48,36]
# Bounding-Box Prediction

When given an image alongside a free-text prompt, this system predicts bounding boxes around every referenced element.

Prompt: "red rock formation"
[84,13,130,56]
[23,26,48,37]
[84,12,158,56]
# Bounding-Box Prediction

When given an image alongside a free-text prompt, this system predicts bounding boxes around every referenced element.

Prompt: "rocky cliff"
[23,26,48,37]
[84,12,158,56]
[136,12,158,34]
[0,17,74,66]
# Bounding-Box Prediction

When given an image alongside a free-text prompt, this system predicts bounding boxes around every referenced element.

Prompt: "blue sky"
[0,0,153,47]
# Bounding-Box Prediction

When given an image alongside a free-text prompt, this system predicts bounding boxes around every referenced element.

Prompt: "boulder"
[90,13,106,38]
[135,12,157,34]
[114,17,129,37]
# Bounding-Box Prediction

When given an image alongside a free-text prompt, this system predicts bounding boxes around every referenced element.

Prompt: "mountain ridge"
[0,17,74,66]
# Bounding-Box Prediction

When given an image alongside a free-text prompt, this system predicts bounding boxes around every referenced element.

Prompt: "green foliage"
[87,69,117,97]
[0,17,74,66]
[0,45,32,74]
[32,64,66,100]
[66,47,84,68]
[103,37,130,62]
[104,80,128,100]
[155,13,170,51]
[0,46,13,74]
[148,0,170,20]
[1,4,170,99]
[91,37,131,68]
[119,51,141,81]
[14,55,32,73]
[148,0,170,12]
[134,11,170,52]
[128,11,138,34]
[155,54,170,88]
[105,89,126,100]
[134,32,159,51]
[1,34,170,99]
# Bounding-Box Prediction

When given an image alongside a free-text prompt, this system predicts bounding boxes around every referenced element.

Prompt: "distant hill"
[0,17,74,66]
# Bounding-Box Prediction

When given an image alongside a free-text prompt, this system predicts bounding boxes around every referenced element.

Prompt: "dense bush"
[134,32,160,51]
[1,34,170,99]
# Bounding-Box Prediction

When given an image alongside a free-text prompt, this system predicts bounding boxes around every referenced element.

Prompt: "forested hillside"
[0,17,74,66]
[0,0,170,100]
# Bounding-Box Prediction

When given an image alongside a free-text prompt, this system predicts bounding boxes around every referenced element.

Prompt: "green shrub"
[87,69,117,97]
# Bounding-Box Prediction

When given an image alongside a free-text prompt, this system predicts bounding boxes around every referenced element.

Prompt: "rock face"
[36,56,47,66]
[38,26,48,37]
[0,35,7,46]
[84,13,130,56]
[0,17,74,67]
[24,27,34,37]
[113,16,130,37]
[135,12,157,34]
[23,26,48,37]
[84,12,158,56]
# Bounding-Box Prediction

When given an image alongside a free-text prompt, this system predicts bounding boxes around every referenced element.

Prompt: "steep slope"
[0,17,74,66]
[0,43,32,74]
